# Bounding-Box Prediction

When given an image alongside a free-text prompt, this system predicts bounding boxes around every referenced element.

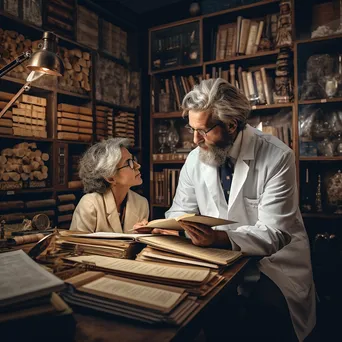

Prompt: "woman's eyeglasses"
[185,123,220,137]
[117,157,138,171]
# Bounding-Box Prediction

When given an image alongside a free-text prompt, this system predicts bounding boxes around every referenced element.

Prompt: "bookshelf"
[148,0,342,226]
[0,0,142,229]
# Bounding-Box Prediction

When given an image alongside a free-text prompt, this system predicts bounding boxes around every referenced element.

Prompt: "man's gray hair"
[182,78,251,130]
[79,137,130,194]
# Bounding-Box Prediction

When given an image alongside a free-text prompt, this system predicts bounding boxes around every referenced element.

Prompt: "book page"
[82,275,184,311]
[145,218,181,230]
[0,250,64,306]
[66,255,210,283]
[137,236,242,265]
[70,232,154,239]
[145,214,235,231]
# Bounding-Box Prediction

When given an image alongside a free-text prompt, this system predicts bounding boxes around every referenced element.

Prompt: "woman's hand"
[151,229,180,236]
[133,220,151,233]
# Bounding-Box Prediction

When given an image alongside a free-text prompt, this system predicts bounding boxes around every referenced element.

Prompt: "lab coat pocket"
[243,197,259,225]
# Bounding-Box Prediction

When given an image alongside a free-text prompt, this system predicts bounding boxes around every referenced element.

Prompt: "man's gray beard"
[198,143,232,167]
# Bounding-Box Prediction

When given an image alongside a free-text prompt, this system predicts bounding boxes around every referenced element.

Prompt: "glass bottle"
[301,168,312,212]
[167,120,179,153]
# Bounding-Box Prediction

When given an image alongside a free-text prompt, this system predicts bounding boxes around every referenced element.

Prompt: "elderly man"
[165,78,316,341]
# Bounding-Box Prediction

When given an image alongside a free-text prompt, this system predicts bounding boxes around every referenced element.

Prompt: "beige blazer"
[70,189,149,233]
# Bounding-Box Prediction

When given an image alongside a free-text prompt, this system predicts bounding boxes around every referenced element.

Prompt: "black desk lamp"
[0,31,64,119]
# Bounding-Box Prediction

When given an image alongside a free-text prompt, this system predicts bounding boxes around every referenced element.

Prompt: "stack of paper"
[64,254,224,297]
[62,271,199,325]
[0,250,70,323]
[55,232,148,259]
[136,235,242,271]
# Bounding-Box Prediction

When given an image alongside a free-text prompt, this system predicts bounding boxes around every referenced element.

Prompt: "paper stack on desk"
[62,270,199,325]
[0,250,70,323]
[64,254,225,297]
[135,235,242,271]
[55,231,150,259]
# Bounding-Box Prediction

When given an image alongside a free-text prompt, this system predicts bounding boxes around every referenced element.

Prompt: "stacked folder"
[62,271,199,325]
[55,231,142,259]
[136,235,242,272]
[0,250,74,340]
[64,254,224,297]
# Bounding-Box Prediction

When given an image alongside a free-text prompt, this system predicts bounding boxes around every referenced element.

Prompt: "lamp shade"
[27,32,64,77]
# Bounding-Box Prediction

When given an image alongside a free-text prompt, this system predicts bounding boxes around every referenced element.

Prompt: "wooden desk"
[73,258,252,342]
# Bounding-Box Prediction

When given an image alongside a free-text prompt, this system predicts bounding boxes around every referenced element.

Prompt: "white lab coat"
[166,124,316,341]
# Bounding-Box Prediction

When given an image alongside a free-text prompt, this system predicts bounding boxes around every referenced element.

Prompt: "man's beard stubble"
[198,132,235,167]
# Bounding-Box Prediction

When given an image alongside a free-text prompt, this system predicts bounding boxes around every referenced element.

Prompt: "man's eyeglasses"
[185,123,220,137]
[117,157,138,171]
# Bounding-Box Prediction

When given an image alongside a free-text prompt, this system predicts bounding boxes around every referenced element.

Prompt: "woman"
[70,138,148,233]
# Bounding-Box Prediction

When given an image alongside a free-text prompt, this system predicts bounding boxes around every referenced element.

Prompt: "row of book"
[0,92,48,138]
[57,103,93,142]
[210,64,276,105]
[248,109,293,147]
[96,105,114,141]
[213,13,278,60]
[114,111,136,146]
[158,74,202,112]
[153,169,180,206]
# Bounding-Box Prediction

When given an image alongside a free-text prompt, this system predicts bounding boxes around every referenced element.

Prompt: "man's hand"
[179,221,232,248]
[178,221,215,247]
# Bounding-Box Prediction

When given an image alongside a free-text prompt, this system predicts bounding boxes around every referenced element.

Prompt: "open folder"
[140,213,235,231]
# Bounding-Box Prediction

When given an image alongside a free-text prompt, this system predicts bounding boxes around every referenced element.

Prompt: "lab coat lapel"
[228,126,255,212]
[103,189,123,233]
[201,162,220,217]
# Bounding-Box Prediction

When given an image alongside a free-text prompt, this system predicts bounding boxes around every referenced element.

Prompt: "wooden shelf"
[0,134,53,142]
[57,140,91,145]
[300,157,342,161]
[296,34,342,45]
[251,103,294,110]
[97,50,133,70]
[95,100,137,113]
[0,187,54,195]
[57,89,91,100]
[1,75,55,92]
[298,97,342,105]
[153,111,183,119]
[152,160,186,164]
[204,49,280,66]
[150,63,203,75]
[302,213,342,219]
[203,0,280,19]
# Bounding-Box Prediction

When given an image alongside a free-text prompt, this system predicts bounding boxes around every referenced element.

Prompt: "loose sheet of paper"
[67,255,210,282]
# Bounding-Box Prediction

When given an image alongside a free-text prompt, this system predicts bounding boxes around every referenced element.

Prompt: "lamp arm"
[0,51,32,78]
[0,81,32,119]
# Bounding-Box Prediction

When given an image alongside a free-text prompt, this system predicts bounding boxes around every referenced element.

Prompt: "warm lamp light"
[0,31,64,119]
[27,31,64,77]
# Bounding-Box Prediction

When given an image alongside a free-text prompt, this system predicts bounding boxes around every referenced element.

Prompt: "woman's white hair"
[79,137,130,194]
[182,78,251,130]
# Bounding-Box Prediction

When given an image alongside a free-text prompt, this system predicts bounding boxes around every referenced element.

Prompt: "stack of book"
[114,111,135,146]
[63,252,224,298]
[95,105,113,141]
[57,193,77,229]
[0,250,70,323]
[13,94,47,138]
[213,13,278,60]
[55,231,144,259]
[0,91,13,135]
[136,235,242,272]
[57,103,93,142]
[62,270,199,325]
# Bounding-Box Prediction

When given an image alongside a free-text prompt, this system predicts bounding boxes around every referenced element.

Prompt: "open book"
[140,213,235,231]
